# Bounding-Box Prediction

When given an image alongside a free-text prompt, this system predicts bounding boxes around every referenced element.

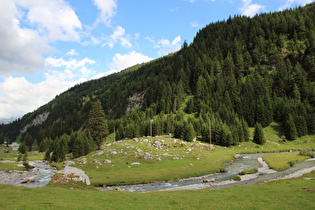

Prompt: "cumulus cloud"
[108,51,153,74]
[279,0,313,10]
[0,0,82,76]
[0,75,86,118]
[17,0,82,41]
[154,36,182,56]
[0,0,52,75]
[103,26,132,48]
[45,57,95,77]
[239,0,266,17]
[67,49,79,56]
[93,0,117,26]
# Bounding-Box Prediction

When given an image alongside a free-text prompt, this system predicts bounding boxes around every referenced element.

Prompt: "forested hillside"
[1,3,314,154]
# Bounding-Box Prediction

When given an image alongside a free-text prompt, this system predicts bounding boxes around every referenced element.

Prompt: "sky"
[0,0,314,119]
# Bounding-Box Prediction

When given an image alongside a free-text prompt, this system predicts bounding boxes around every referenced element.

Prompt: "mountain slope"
[1,3,314,148]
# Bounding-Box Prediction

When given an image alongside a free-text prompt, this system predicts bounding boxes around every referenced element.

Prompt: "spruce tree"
[285,115,297,140]
[89,99,108,150]
[253,122,265,145]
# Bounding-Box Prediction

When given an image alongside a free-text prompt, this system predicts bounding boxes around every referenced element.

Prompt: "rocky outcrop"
[20,111,50,134]
[61,166,90,185]
[125,91,146,113]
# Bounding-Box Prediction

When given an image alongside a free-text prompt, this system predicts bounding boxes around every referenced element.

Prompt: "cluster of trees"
[1,3,314,157]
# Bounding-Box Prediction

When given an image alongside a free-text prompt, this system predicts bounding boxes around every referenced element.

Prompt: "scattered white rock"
[144,153,152,160]
[133,138,139,142]
[64,161,75,167]
[111,151,118,155]
[173,157,180,160]
[104,159,111,164]
[130,162,141,166]
[156,157,162,161]
[97,151,104,156]
[143,139,149,143]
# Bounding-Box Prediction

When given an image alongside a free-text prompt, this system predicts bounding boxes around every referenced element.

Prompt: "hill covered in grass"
[0,3,314,155]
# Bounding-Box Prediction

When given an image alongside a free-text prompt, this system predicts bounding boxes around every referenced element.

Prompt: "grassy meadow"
[0,122,314,209]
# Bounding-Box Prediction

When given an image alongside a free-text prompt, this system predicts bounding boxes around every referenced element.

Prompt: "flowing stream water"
[0,161,55,188]
[98,153,315,192]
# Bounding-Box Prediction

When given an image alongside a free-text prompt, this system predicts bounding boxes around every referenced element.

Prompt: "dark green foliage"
[89,99,108,150]
[284,115,297,140]
[299,148,315,158]
[18,142,27,154]
[0,132,4,145]
[232,175,241,181]
[253,123,265,145]
[183,122,196,142]
[0,3,314,149]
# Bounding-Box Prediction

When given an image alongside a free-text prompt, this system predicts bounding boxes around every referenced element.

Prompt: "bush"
[299,148,315,158]
[232,175,241,181]
[288,160,297,167]
[239,168,258,175]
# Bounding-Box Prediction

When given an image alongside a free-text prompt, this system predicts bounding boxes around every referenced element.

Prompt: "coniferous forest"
[1,3,314,159]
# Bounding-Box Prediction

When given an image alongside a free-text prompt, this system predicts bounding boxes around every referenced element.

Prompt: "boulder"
[97,151,104,156]
[111,151,118,155]
[64,161,75,167]
[130,162,141,166]
[104,159,111,164]
[203,179,215,183]
[156,157,162,161]
[144,153,152,160]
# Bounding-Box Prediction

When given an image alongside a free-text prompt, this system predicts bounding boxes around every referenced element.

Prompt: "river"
[98,153,315,192]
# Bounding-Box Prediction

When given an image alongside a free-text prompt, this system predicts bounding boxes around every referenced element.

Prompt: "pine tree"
[285,115,297,140]
[89,99,108,150]
[18,142,27,154]
[253,122,265,145]
[0,132,4,145]
[183,122,196,142]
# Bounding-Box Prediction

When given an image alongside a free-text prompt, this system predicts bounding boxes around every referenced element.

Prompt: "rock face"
[20,111,50,134]
[125,91,146,113]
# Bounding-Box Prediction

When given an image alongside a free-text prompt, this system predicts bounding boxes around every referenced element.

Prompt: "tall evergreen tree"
[89,99,108,150]
[253,122,265,145]
[285,114,297,140]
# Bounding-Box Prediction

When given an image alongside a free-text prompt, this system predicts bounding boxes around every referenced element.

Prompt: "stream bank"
[98,153,315,192]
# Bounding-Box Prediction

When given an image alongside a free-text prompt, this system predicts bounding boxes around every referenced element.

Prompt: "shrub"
[232,175,241,181]
[299,148,315,158]
[288,160,297,167]
[239,168,258,175]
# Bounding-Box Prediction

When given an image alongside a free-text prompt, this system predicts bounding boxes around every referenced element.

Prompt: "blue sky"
[0,0,313,119]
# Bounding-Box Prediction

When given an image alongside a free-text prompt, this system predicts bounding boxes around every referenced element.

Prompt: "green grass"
[0,170,314,209]
[262,152,310,171]
[0,146,44,171]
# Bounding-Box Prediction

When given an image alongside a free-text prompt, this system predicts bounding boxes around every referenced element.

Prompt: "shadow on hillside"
[270,123,283,138]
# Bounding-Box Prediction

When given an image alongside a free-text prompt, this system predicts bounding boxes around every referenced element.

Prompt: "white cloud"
[17,0,82,41]
[184,0,197,3]
[67,49,79,56]
[154,36,182,56]
[103,26,132,48]
[0,75,86,118]
[0,0,53,75]
[239,0,266,17]
[45,57,95,78]
[108,51,153,74]
[279,0,313,10]
[0,0,83,76]
[93,0,117,26]
[190,21,200,28]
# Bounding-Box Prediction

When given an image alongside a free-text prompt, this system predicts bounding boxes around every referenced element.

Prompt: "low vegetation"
[0,170,314,209]
[262,152,310,171]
